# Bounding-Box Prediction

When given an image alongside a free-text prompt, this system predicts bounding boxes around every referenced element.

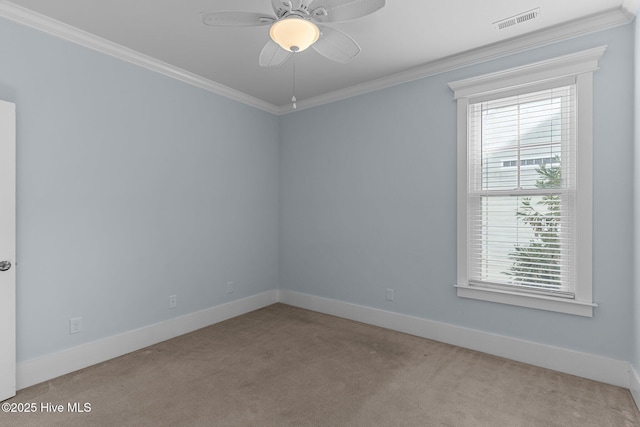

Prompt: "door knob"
[0,260,11,271]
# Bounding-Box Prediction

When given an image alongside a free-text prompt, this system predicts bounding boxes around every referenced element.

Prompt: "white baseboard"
[278,289,631,388]
[17,290,278,390]
[630,366,640,410]
[16,288,634,395]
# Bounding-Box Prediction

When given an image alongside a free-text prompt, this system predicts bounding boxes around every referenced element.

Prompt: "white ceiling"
[2,0,638,112]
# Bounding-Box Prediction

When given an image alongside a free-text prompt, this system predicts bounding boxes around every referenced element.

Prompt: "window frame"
[448,46,606,317]
[468,85,575,296]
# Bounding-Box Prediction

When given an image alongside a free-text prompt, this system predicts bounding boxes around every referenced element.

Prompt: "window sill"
[455,284,596,317]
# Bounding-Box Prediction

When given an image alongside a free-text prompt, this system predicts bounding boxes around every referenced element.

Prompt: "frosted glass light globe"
[269,17,320,52]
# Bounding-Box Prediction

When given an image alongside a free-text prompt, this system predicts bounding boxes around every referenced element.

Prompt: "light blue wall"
[0,18,280,362]
[280,24,635,361]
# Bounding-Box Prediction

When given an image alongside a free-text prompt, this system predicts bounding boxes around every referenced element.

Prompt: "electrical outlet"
[169,295,177,309]
[227,282,234,294]
[386,289,394,301]
[69,317,82,334]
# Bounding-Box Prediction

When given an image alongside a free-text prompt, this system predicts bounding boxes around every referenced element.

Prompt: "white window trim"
[448,46,606,317]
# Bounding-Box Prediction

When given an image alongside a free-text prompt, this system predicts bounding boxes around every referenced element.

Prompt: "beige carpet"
[2,303,639,426]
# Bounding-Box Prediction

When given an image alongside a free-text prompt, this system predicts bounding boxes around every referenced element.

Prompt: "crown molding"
[279,6,635,115]
[0,1,635,117]
[0,1,280,115]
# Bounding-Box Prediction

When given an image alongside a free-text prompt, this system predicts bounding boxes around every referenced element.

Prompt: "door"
[0,99,15,401]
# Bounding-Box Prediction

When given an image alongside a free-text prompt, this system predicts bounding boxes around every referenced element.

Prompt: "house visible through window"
[502,157,558,168]
[448,47,605,316]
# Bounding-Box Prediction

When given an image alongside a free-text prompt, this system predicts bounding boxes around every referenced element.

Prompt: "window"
[448,46,606,317]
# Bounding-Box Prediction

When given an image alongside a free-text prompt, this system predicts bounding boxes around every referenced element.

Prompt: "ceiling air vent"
[494,8,540,30]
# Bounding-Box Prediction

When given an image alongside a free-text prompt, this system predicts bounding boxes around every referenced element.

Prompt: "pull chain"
[292,53,297,109]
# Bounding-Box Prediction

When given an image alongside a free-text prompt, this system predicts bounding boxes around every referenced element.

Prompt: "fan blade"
[310,0,386,23]
[201,11,275,27]
[312,26,360,63]
[259,40,292,67]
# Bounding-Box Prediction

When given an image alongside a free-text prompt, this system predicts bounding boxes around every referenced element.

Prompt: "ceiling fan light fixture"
[269,16,320,52]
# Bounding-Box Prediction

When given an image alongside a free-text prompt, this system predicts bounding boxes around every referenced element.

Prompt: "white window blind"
[467,85,577,297]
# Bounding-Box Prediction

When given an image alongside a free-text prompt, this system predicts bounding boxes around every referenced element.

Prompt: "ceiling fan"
[201,0,386,67]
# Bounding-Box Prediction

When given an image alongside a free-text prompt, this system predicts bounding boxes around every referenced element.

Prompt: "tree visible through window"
[507,159,561,289]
